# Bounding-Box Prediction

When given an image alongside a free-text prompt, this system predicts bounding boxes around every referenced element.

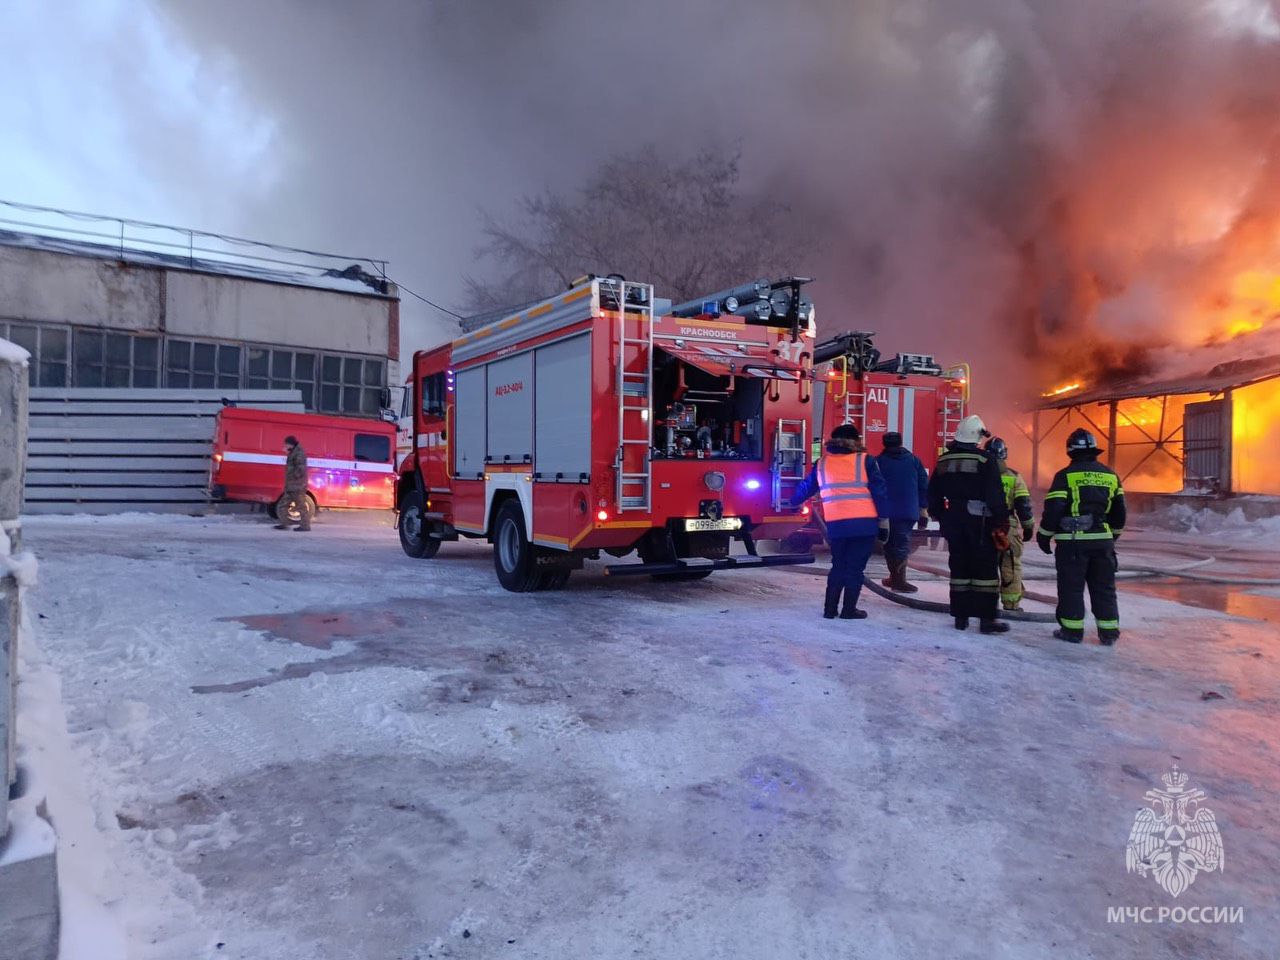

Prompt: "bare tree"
[463,146,812,315]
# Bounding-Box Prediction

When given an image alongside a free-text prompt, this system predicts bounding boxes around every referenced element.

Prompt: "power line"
[392,280,464,320]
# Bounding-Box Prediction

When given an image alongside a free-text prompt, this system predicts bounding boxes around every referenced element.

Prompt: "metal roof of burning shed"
[1037,354,1280,409]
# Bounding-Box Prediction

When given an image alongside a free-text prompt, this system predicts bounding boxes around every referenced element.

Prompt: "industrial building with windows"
[0,204,406,514]
[0,218,400,415]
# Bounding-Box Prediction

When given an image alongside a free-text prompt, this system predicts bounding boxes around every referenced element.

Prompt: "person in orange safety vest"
[789,423,891,619]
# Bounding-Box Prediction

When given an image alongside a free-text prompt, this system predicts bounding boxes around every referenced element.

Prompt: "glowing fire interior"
[1037,383,1280,496]
[1217,271,1280,340]
[1032,267,1280,495]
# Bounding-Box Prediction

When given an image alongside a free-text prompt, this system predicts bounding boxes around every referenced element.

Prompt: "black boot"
[1053,628,1083,643]
[979,619,1010,634]
[889,558,919,594]
[840,604,868,619]
[823,584,842,619]
[1099,629,1120,646]
[953,616,970,631]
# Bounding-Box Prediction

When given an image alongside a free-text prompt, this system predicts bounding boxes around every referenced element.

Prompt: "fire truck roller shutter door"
[893,387,916,452]
[454,366,486,478]
[486,352,534,465]
[535,333,592,479]
[887,388,899,448]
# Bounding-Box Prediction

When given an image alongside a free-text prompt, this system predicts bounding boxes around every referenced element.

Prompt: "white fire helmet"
[954,414,988,444]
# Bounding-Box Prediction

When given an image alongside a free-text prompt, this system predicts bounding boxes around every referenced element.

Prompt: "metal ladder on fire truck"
[613,279,656,511]
[772,417,807,510]
[939,362,970,451]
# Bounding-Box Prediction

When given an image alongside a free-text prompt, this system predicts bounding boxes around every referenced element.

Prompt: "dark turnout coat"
[926,441,1005,528]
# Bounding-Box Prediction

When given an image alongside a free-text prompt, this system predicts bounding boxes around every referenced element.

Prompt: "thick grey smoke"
[158,0,1280,405]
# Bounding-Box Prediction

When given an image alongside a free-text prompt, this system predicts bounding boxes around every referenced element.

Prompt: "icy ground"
[15,512,1280,960]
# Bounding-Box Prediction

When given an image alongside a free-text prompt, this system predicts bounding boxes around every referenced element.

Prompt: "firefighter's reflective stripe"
[1001,470,1031,511]
[1097,618,1120,629]
[1059,616,1086,630]
[951,577,999,593]
[937,452,984,474]
[1052,528,1113,541]
[1069,470,1120,514]
[816,454,877,520]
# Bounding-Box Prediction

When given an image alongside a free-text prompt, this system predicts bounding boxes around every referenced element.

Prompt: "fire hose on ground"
[793,522,1280,620]
[803,549,1280,623]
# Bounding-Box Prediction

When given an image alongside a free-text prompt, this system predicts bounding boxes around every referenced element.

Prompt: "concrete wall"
[165,271,392,356]
[0,246,160,332]
[0,243,394,358]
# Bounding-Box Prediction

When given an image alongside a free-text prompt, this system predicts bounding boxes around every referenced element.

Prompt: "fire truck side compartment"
[485,352,534,463]
[534,333,592,480]
[453,366,486,478]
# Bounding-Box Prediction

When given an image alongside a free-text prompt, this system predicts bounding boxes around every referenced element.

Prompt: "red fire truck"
[778,331,967,550]
[394,276,819,591]
[814,330,969,468]
[211,406,397,522]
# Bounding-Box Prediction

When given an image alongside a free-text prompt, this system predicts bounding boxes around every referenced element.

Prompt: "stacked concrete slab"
[1,340,58,960]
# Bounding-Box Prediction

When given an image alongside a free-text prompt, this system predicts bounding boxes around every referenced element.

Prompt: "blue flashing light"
[744,478,762,491]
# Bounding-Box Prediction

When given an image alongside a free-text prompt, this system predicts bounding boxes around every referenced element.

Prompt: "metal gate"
[1183,399,1224,492]
[26,387,304,514]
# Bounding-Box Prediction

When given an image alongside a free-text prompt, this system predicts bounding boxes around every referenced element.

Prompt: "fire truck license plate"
[684,517,742,532]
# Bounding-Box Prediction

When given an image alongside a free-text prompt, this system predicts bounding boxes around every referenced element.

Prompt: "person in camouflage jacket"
[275,435,311,532]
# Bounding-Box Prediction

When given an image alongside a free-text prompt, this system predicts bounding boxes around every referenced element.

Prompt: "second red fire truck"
[395,275,819,591]
[813,330,968,471]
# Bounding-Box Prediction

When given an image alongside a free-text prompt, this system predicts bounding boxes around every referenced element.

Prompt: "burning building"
[1030,352,1280,498]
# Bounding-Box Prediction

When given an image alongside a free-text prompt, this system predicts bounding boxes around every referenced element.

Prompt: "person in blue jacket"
[874,431,929,593]
[790,424,891,619]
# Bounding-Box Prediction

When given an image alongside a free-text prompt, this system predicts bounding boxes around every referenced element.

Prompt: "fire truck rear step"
[603,553,815,577]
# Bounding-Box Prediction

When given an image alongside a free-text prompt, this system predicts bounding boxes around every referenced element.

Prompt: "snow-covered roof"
[0,227,397,300]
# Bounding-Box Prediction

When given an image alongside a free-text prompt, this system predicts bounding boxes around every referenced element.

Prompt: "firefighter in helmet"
[987,437,1035,611]
[1037,428,1126,644]
[790,423,891,620]
[926,414,1009,633]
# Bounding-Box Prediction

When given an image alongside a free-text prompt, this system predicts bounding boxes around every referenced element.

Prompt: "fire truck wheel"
[493,500,541,592]
[398,491,440,559]
[536,569,572,591]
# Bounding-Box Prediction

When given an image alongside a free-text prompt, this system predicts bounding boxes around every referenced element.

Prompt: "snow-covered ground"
[15,512,1280,959]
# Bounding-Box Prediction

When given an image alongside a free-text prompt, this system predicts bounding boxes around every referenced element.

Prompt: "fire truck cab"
[395,275,818,591]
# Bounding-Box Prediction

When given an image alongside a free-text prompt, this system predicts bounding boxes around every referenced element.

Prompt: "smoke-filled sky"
[4,0,1280,408]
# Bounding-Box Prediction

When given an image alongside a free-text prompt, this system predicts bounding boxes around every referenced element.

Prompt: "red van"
[210,407,397,521]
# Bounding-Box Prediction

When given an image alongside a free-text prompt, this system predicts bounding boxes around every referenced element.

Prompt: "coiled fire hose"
[858,574,1058,622]
[795,524,1279,620]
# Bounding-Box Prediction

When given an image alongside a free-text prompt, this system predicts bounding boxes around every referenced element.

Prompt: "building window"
[1,321,70,387]
[354,433,391,463]
[74,329,160,388]
[246,346,315,408]
[166,339,241,389]
[320,353,384,415]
